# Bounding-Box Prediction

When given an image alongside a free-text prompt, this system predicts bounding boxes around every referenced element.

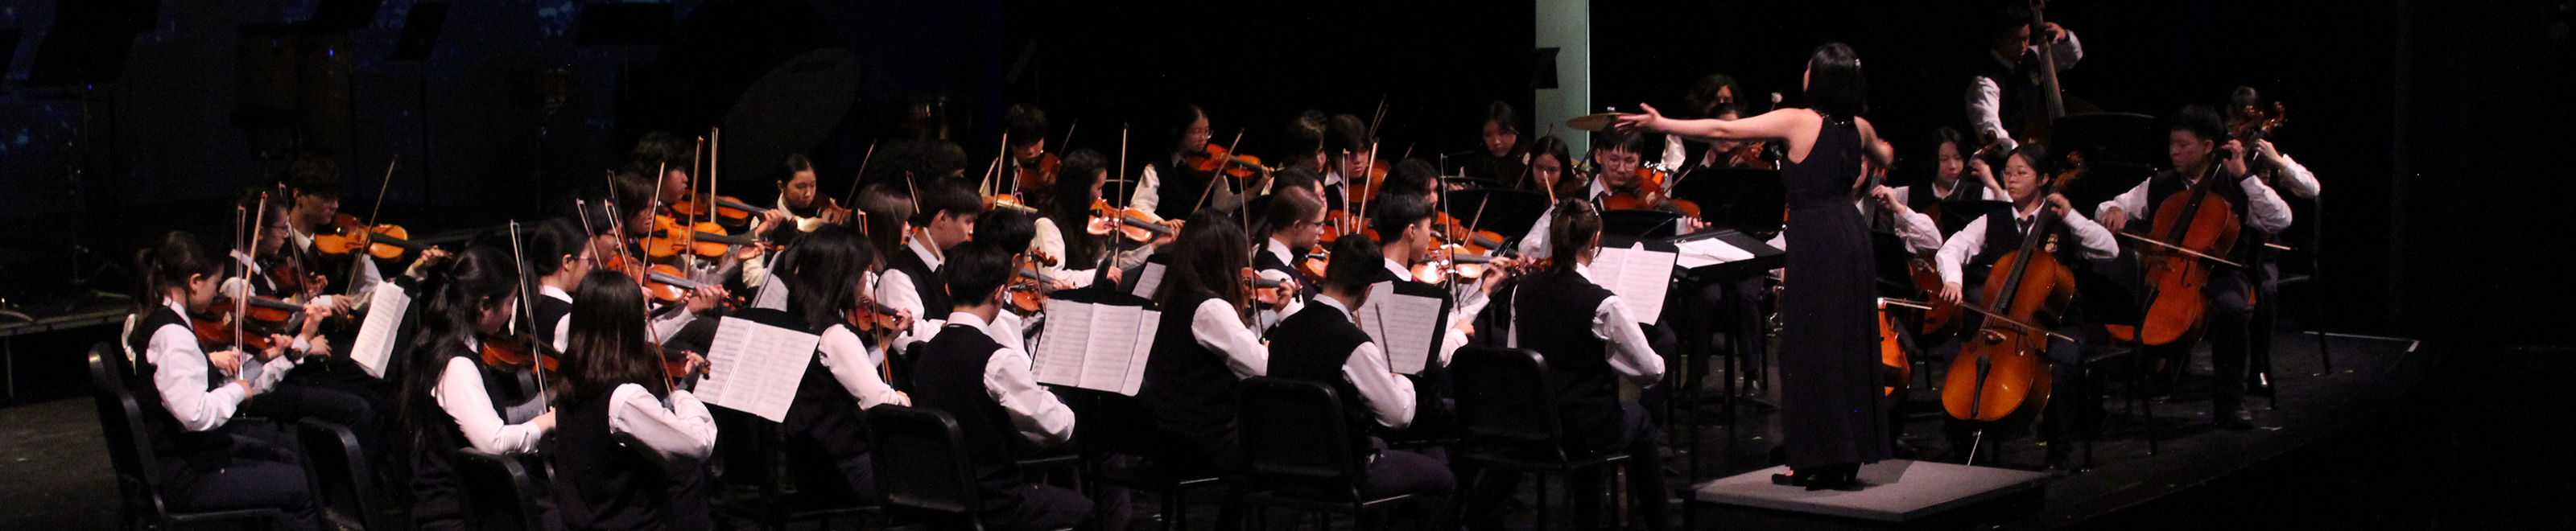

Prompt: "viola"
[1600,167,1702,217]
[313,213,427,259]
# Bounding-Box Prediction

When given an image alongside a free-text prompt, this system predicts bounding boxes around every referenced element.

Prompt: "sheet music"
[349,285,411,378]
[1359,283,1446,375]
[752,273,790,311]
[695,316,819,423]
[1674,237,1757,269]
[1129,262,1166,299]
[1033,299,1161,395]
[1592,245,1676,325]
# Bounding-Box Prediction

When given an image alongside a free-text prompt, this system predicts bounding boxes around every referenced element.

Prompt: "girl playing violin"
[126,232,318,527]
[554,269,719,531]
[1034,149,1167,290]
[775,224,911,501]
[774,154,854,240]
[1137,210,1273,480]
[394,245,555,531]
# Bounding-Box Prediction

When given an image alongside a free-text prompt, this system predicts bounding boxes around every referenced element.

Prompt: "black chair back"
[454,448,545,531]
[298,418,381,531]
[867,405,980,517]
[89,344,167,517]
[1239,377,1360,483]
[1450,346,1563,446]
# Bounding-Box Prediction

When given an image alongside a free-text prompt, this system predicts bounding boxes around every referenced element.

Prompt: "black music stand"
[1670,167,1785,235]
[1443,188,1549,246]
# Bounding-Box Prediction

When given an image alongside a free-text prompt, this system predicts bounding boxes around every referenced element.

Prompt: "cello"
[1942,175,2077,463]
[2128,154,2242,348]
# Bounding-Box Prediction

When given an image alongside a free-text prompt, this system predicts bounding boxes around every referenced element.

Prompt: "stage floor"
[0,329,2479,530]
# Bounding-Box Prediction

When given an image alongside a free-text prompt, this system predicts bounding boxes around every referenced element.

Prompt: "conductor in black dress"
[1623,43,1900,490]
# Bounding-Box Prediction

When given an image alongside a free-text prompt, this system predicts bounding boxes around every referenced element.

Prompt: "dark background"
[0,0,2566,356]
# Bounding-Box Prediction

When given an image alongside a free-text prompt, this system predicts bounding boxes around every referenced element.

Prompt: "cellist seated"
[1931,143,2117,467]
[2091,105,2293,431]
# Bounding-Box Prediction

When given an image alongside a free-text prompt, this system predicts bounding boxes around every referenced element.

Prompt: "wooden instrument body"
[1600,167,1702,217]
[313,213,419,260]
[1015,153,1062,207]
[1942,234,2074,424]
[1879,307,1911,398]
[2136,185,2240,347]
[1907,256,1963,336]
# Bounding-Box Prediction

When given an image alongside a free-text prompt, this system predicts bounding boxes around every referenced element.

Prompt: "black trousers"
[1461,401,1668,531]
[166,422,318,530]
[980,483,1093,531]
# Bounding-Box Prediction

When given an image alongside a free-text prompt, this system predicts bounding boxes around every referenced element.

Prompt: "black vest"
[888,246,952,321]
[1965,208,2081,286]
[552,386,707,531]
[1252,245,1319,303]
[728,308,872,464]
[2140,170,2260,278]
[910,324,1026,503]
[1509,269,1624,450]
[1263,303,1379,455]
[124,307,236,477]
[408,337,547,527]
[1140,292,1242,458]
[1153,158,1216,220]
[534,294,574,351]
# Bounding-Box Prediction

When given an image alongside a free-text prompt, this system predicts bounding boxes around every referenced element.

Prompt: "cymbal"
[1564,113,1633,132]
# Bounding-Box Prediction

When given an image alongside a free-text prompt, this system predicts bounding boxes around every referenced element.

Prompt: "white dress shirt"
[1187,298,1269,378]
[947,313,1077,447]
[432,350,550,455]
[1505,264,1666,388]
[543,285,576,353]
[1032,217,1157,290]
[1934,204,2120,286]
[2093,173,2293,235]
[144,298,246,432]
[606,384,717,461]
[1861,200,1946,253]
[877,233,950,347]
[1252,237,1308,332]
[2265,153,2320,199]
[1309,296,1418,429]
[1968,31,2085,147]
[817,324,908,409]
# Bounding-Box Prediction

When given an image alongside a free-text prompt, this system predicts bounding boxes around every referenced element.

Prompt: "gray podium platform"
[1692,460,2050,522]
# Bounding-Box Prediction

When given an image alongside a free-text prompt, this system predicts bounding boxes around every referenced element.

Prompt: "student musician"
[2228,86,2319,200]
[973,208,1040,352]
[910,241,1092,531]
[774,224,913,501]
[127,232,318,529]
[1323,113,1374,213]
[1267,234,1457,528]
[1129,104,1249,219]
[772,154,856,242]
[609,173,724,344]
[1465,200,1668,531]
[1930,143,2118,464]
[278,154,373,315]
[1889,127,2009,237]
[879,182,982,347]
[394,245,554,531]
[630,132,697,208]
[222,189,336,361]
[2227,85,2316,397]
[1284,110,1334,175]
[1459,101,1529,184]
[552,270,718,531]
[1003,105,1061,210]
[2095,105,2293,430]
[1251,184,1325,332]
[1968,6,2083,148]
[1660,73,1743,171]
[1138,210,1271,478]
[527,218,594,352]
[1034,149,1165,290]
[219,192,382,449]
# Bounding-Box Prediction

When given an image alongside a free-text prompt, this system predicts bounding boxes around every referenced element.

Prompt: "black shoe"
[2217,406,2254,430]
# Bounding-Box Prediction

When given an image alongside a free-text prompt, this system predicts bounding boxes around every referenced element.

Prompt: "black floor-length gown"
[1776,116,1894,469]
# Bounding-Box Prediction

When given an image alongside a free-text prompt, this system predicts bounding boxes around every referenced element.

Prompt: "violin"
[1600,167,1702,217]
[643,215,762,261]
[641,264,713,305]
[1013,153,1061,209]
[192,295,312,352]
[1728,141,1776,170]
[844,296,906,335]
[478,332,558,373]
[670,193,762,232]
[1241,268,1291,311]
[1089,199,1176,244]
[1188,143,1271,183]
[1299,250,1331,282]
[313,213,427,259]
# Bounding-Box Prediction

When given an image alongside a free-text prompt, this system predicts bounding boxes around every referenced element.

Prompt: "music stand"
[1443,188,1549,245]
[1670,167,1785,235]
[1601,209,1686,240]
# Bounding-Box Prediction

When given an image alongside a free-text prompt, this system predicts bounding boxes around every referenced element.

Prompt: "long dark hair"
[562,270,663,405]
[1546,199,1600,274]
[394,245,522,447]
[1051,148,1108,266]
[134,231,223,312]
[1530,135,1575,196]
[1155,208,1249,319]
[782,224,877,334]
[1806,43,1868,118]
